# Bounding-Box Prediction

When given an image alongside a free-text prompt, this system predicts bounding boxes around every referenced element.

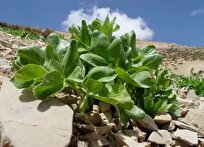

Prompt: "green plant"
[174,70,204,97]
[0,26,42,40]
[11,16,179,126]
[132,68,180,117]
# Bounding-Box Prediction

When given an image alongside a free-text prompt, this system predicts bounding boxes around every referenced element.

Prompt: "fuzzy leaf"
[18,46,45,65]
[34,71,64,99]
[14,64,47,83]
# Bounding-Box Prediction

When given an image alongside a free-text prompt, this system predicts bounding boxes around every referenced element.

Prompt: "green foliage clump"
[0,26,42,40]
[174,70,204,97]
[11,17,179,126]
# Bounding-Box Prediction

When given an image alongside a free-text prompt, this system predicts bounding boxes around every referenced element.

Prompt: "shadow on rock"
[19,89,36,102]
[37,98,65,112]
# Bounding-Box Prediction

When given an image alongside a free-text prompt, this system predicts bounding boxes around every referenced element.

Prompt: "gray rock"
[179,87,188,99]
[199,99,204,112]
[182,109,204,132]
[92,105,100,114]
[147,130,173,145]
[186,89,198,100]
[0,40,13,48]
[173,120,204,137]
[178,98,194,106]
[113,132,139,147]
[180,108,189,117]
[77,141,88,147]
[132,127,146,142]
[95,125,112,135]
[80,132,109,147]
[154,113,172,125]
[161,121,175,131]
[174,129,198,146]
[0,77,73,147]
[199,138,204,147]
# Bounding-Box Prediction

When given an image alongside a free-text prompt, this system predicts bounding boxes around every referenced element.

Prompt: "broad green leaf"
[117,107,130,127]
[128,31,136,50]
[158,100,168,112]
[81,20,91,46]
[125,105,145,119]
[91,84,134,110]
[80,53,107,66]
[113,24,120,32]
[18,46,45,65]
[50,59,64,76]
[47,34,59,48]
[79,95,90,113]
[107,38,126,68]
[69,25,80,37]
[85,66,116,82]
[56,39,70,59]
[62,39,79,77]
[133,71,155,88]
[137,45,156,56]
[91,94,118,106]
[108,84,134,109]
[11,77,33,89]
[154,100,163,113]
[67,65,85,82]
[34,71,64,99]
[90,30,109,59]
[14,64,47,83]
[137,113,158,131]
[12,57,23,70]
[116,68,139,87]
[142,54,162,70]
[46,45,59,61]
[83,79,102,93]
[116,68,152,88]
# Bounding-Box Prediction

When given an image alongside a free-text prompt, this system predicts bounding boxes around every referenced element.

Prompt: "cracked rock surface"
[0,77,73,147]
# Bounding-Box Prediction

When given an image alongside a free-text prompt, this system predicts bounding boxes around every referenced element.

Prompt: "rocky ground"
[0,27,204,147]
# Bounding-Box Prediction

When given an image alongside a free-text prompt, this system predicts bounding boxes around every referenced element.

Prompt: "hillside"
[0,22,204,77]
[0,22,204,147]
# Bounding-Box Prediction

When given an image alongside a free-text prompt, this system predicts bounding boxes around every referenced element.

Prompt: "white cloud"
[61,6,154,40]
[190,9,204,16]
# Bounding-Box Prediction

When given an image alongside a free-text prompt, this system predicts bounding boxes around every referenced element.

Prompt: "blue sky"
[0,0,204,46]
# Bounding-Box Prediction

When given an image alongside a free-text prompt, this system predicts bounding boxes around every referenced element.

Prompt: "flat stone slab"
[0,77,73,147]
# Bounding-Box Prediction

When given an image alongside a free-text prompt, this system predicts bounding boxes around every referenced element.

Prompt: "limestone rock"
[147,130,173,145]
[174,129,198,146]
[161,121,175,131]
[77,141,88,147]
[132,127,146,142]
[173,120,204,137]
[124,129,146,142]
[179,87,188,99]
[80,132,109,147]
[0,77,73,147]
[154,113,172,125]
[199,138,204,147]
[186,89,198,100]
[95,125,112,135]
[182,109,204,132]
[113,132,139,147]
[180,108,189,117]
[178,98,194,106]
[92,105,100,114]
[199,99,204,112]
